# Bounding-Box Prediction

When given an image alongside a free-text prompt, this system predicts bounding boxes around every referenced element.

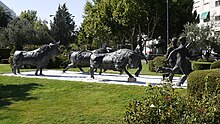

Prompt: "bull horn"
[56,41,60,44]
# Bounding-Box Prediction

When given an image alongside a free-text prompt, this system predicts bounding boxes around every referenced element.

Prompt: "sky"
[0,0,89,27]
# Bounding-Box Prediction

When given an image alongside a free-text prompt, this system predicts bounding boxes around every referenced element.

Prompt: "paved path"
[3,70,187,88]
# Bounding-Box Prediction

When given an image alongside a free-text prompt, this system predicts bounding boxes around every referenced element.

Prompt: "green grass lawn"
[0,64,186,123]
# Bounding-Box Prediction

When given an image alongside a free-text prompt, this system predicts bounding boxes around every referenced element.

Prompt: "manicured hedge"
[191,61,212,70]
[0,49,11,59]
[210,60,220,69]
[124,84,220,124]
[148,56,167,72]
[187,69,220,98]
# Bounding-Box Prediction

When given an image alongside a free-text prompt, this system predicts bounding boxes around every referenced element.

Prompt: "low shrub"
[124,84,220,124]
[0,48,11,60]
[148,56,167,72]
[191,61,212,70]
[187,69,220,98]
[210,60,220,69]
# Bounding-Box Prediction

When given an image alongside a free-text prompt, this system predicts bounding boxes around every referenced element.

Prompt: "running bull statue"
[90,49,142,80]
[63,47,114,72]
[12,41,60,75]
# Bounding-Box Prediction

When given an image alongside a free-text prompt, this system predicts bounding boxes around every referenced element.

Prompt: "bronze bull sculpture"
[90,49,142,79]
[12,42,60,75]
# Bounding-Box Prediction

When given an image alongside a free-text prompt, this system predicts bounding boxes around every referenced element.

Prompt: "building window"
[215,15,220,21]
[216,0,220,7]
[200,11,210,22]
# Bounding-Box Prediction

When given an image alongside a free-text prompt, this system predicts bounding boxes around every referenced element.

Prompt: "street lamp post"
[166,0,169,51]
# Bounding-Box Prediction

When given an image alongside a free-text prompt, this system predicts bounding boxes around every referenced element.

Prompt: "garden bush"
[187,69,220,98]
[210,60,220,69]
[191,61,212,70]
[124,84,220,124]
[148,56,167,72]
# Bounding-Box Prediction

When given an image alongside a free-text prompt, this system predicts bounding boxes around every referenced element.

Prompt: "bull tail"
[68,51,74,60]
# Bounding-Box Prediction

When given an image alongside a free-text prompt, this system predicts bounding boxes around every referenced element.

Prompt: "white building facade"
[193,0,220,31]
[0,1,16,18]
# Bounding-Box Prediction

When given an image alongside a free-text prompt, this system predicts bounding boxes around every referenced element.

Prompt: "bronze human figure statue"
[166,36,191,86]
[165,37,178,68]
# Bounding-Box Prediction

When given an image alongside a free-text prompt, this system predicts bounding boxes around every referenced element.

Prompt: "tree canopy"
[0,10,52,49]
[0,6,12,28]
[50,3,76,48]
[78,0,195,49]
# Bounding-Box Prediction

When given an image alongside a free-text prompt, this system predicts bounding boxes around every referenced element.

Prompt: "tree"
[182,23,220,54]
[50,3,76,48]
[79,0,195,50]
[0,6,12,28]
[0,10,52,49]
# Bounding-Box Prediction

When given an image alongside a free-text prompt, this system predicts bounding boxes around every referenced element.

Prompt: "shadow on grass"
[0,83,41,108]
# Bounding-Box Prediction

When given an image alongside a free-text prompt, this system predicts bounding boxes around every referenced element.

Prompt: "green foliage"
[0,49,11,59]
[0,6,12,28]
[191,61,212,70]
[148,56,167,72]
[187,69,220,98]
[210,60,220,69]
[19,10,37,22]
[182,23,220,54]
[50,3,76,48]
[197,58,207,62]
[79,0,195,49]
[0,14,52,49]
[124,84,220,124]
[47,45,69,69]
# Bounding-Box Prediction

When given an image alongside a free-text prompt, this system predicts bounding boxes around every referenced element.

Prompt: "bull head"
[128,53,142,68]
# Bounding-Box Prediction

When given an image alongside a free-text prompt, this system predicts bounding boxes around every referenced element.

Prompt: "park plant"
[124,82,220,123]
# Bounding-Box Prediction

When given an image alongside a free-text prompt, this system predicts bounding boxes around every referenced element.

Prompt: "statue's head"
[171,37,178,47]
[127,53,141,68]
[179,36,186,46]
[48,41,60,55]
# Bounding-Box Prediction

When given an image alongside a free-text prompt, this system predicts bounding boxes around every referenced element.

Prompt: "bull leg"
[78,66,84,72]
[63,63,74,73]
[119,70,124,75]
[99,68,103,75]
[17,66,20,74]
[39,67,43,75]
[135,62,142,77]
[124,69,133,78]
[12,64,17,74]
[35,68,39,76]
[90,67,95,79]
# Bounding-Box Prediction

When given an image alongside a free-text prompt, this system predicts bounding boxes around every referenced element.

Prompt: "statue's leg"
[135,61,142,77]
[176,65,190,86]
[17,66,20,74]
[90,67,94,79]
[63,63,74,73]
[12,64,16,74]
[39,67,43,75]
[35,68,39,76]
[99,68,102,75]
[124,69,134,78]
[78,66,84,72]
[119,70,123,75]
[176,75,187,86]
[168,66,179,82]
